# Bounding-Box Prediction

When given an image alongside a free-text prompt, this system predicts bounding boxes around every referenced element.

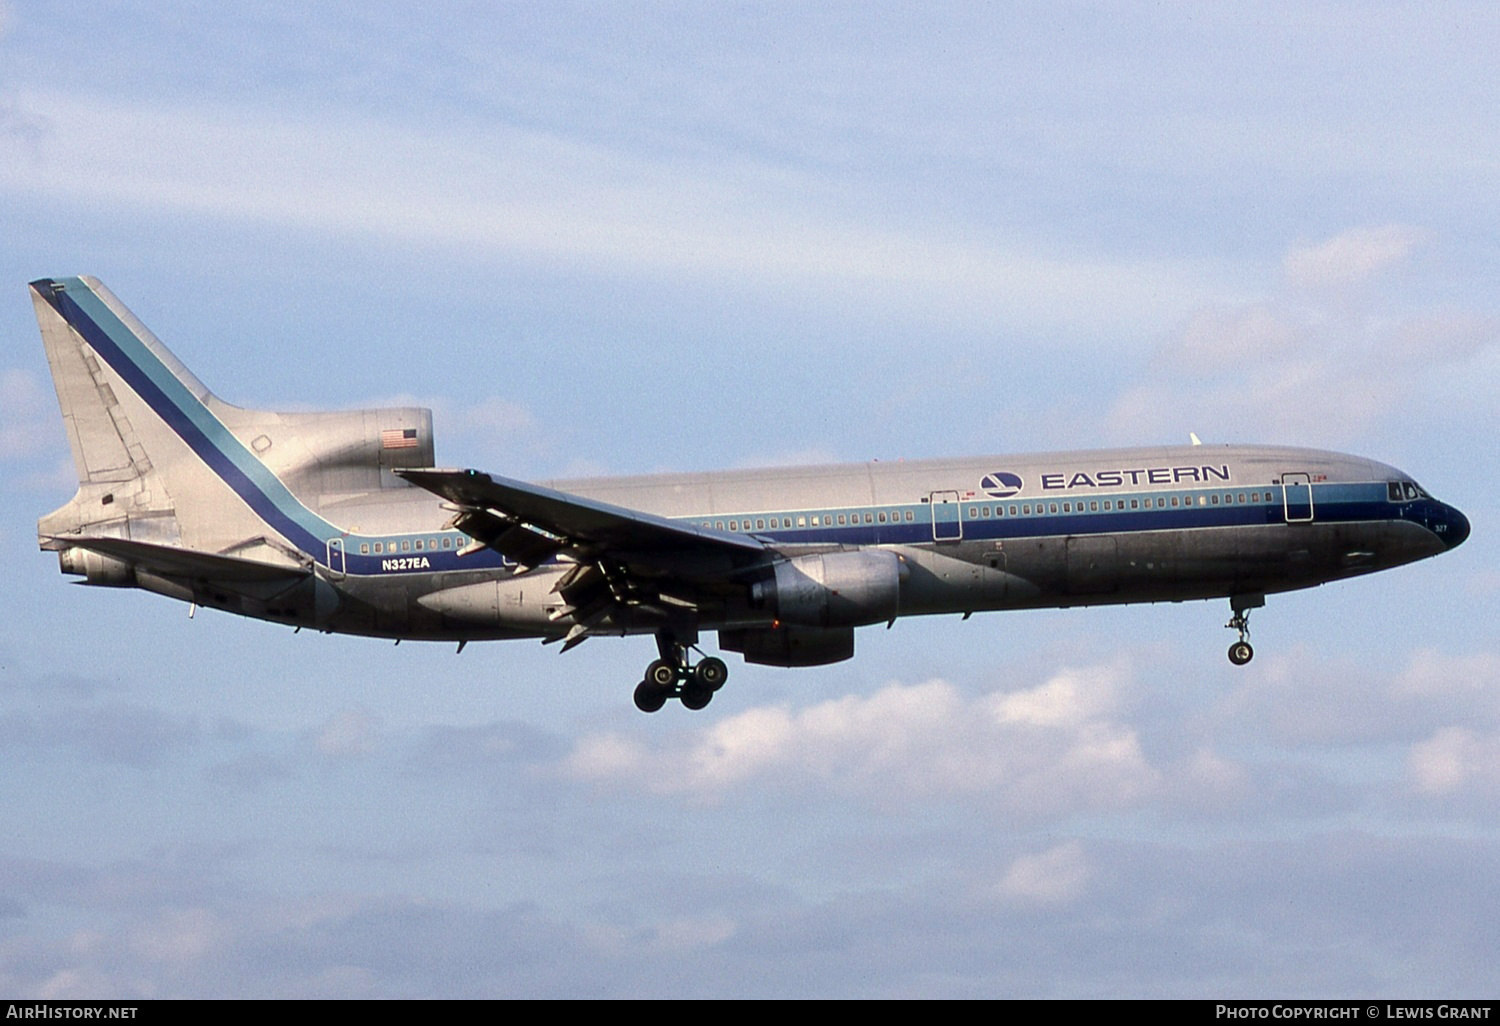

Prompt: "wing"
[395,468,770,649]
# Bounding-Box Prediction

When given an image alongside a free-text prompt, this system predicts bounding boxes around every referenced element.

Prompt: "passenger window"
[402,540,411,552]
[1008,505,1017,516]
[1049,503,1058,514]
[1090,501,1098,512]
[360,544,370,555]
[798,517,806,527]
[415,539,424,551]
[879,512,887,523]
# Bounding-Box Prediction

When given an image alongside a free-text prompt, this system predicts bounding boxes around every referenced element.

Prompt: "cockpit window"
[1388,481,1404,501]
[1389,481,1427,502]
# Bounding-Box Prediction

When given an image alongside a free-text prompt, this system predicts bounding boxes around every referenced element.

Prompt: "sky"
[1,0,1498,998]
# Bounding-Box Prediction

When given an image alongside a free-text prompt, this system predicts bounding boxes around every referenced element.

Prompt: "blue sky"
[1,1,1498,997]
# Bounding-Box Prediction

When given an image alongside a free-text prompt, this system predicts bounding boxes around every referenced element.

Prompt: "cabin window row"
[703,510,920,532]
[359,536,460,555]
[965,491,1269,518]
[695,490,1272,534]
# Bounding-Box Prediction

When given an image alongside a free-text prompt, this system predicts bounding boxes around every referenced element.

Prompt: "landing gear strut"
[1225,593,1264,666]
[632,633,728,713]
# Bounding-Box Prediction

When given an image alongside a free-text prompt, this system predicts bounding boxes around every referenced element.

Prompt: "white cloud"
[1284,225,1432,289]
[1102,228,1499,447]
[1206,645,1500,751]
[1155,304,1298,376]
[989,841,1090,905]
[1394,648,1500,702]
[564,664,1159,816]
[312,707,383,757]
[0,90,1220,334]
[1407,726,1500,797]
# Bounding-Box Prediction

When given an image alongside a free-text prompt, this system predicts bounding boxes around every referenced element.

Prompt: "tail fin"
[32,276,214,488]
[31,276,433,565]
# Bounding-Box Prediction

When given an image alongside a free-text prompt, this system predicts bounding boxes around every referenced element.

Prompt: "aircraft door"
[1282,473,1314,523]
[327,537,346,578]
[929,491,963,542]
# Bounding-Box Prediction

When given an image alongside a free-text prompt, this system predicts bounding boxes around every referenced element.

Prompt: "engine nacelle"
[235,406,435,500]
[720,625,855,667]
[57,546,135,587]
[751,550,906,628]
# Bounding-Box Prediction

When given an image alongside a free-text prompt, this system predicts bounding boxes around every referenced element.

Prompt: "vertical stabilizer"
[31,276,434,568]
[31,277,190,486]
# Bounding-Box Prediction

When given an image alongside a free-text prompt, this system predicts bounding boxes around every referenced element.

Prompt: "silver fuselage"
[265,444,1464,643]
[31,276,1470,666]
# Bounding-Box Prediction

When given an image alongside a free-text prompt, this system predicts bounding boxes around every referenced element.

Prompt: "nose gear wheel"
[1224,595,1262,666]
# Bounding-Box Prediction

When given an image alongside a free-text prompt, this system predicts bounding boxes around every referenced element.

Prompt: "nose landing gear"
[1225,593,1264,666]
[632,633,728,713]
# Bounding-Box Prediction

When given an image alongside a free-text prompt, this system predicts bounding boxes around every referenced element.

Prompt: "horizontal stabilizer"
[45,535,311,583]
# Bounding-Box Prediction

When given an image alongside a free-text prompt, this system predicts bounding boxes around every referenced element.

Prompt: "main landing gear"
[632,633,728,713]
[1225,593,1264,666]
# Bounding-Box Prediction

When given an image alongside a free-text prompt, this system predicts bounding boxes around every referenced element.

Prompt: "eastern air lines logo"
[980,472,1023,498]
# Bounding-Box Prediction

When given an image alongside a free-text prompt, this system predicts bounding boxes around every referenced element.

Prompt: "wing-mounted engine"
[750,550,907,628]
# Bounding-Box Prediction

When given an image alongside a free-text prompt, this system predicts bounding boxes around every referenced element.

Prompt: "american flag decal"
[381,428,419,449]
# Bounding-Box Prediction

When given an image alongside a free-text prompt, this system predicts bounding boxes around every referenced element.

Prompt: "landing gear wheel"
[694,657,728,691]
[680,684,713,711]
[646,659,679,688]
[634,679,669,713]
[633,633,730,713]
[1224,595,1263,669]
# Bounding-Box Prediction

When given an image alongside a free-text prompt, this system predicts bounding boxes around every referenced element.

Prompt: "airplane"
[30,276,1471,713]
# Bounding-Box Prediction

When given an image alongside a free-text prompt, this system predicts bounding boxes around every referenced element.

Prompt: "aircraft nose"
[1441,503,1470,549]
